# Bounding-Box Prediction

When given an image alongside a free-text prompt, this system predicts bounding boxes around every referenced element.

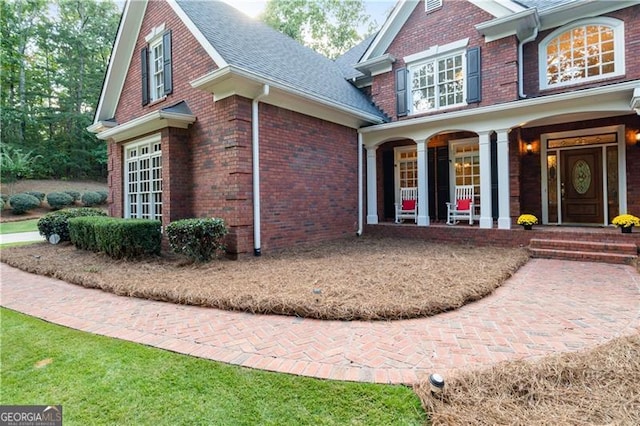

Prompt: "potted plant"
[517,214,538,230]
[612,214,640,233]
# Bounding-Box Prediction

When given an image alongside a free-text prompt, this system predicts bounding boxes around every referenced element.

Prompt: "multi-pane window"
[540,18,624,89]
[150,39,164,101]
[397,149,418,188]
[125,138,162,221]
[411,52,464,113]
[453,143,480,211]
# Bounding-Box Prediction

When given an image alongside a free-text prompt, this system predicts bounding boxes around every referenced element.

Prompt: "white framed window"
[394,146,417,205]
[409,50,465,114]
[125,135,162,221]
[150,38,164,101]
[450,138,480,217]
[142,24,172,106]
[539,17,624,90]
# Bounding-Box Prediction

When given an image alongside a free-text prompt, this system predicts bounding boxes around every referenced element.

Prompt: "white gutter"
[357,132,363,236]
[252,84,269,256]
[518,26,538,99]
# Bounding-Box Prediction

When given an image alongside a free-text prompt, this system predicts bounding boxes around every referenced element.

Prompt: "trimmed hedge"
[9,193,41,214]
[96,190,108,204]
[81,191,102,207]
[0,198,4,211]
[46,192,74,210]
[68,216,105,252]
[93,218,161,259]
[24,191,45,202]
[166,218,228,262]
[37,208,107,242]
[63,190,81,201]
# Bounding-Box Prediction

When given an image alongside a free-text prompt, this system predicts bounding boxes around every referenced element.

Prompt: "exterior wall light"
[526,143,533,155]
[635,131,640,146]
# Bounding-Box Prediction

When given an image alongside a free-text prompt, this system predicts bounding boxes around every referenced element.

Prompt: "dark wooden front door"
[561,148,603,224]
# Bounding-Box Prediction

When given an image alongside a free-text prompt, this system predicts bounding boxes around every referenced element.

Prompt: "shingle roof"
[334,33,377,80]
[175,0,385,121]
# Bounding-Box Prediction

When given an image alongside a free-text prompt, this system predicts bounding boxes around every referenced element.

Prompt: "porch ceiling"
[360,80,640,147]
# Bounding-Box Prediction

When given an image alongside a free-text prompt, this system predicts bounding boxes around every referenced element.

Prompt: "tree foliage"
[260,0,376,59]
[0,0,120,181]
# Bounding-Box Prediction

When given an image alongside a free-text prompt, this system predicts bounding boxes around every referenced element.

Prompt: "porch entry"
[388,138,496,222]
[544,129,622,225]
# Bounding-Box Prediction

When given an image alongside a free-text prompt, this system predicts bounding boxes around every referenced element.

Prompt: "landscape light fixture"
[429,373,445,395]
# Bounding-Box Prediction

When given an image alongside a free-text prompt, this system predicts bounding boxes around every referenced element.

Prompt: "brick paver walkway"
[1,259,639,384]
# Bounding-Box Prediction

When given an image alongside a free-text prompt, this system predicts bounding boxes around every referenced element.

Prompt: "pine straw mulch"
[0,235,528,320]
[417,333,640,425]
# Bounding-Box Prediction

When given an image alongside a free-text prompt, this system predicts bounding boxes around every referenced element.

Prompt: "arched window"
[538,18,624,90]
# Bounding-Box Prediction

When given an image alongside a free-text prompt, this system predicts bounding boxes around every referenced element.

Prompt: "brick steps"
[529,238,638,266]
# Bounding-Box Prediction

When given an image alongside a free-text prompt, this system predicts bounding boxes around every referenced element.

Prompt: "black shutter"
[395,67,408,117]
[141,47,149,106]
[466,46,481,103]
[163,31,173,95]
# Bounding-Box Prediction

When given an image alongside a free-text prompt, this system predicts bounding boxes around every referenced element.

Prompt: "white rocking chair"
[395,187,418,224]
[446,185,474,225]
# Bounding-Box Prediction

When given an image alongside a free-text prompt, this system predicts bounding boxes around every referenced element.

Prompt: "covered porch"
[359,81,640,231]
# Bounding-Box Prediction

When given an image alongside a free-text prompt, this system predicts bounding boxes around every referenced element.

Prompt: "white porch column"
[496,129,511,229]
[478,131,493,229]
[366,146,379,224]
[416,139,430,226]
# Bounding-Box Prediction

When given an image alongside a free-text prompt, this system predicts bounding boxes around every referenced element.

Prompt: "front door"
[561,148,603,224]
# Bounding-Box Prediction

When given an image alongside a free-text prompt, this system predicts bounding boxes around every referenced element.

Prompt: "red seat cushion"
[457,198,471,210]
[402,199,416,211]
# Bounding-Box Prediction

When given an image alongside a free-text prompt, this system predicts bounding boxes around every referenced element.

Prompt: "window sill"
[147,96,167,107]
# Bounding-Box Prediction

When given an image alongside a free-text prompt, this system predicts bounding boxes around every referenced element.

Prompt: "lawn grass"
[0,241,41,249]
[0,219,39,234]
[1,308,427,425]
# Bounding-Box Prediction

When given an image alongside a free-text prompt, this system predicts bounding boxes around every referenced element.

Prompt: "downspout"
[518,26,538,99]
[357,132,363,236]
[252,84,269,256]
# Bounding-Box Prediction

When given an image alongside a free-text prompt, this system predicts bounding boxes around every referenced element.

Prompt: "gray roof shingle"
[175,0,385,121]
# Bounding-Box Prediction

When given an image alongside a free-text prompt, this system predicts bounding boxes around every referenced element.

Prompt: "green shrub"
[37,208,107,242]
[166,218,228,262]
[81,191,102,207]
[9,193,41,214]
[0,194,8,202]
[63,190,81,201]
[94,218,161,259]
[24,191,45,202]
[69,216,108,251]
[0,198,4,211]
[46,192,74,210]
[96,190,108,204]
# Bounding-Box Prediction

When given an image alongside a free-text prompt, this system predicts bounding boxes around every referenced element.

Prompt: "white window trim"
[404,38,468,64]
[394,146,418,205]
[124,134,162,221]
[145,23,165,43]
[538,17,625,91]
[449,137,480,220]
[408,49,467,115]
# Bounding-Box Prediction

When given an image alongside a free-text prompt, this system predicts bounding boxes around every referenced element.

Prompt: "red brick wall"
[107,1,361,255]
[259,104,360,251]
[370,0,519,120]
[523,5,640,97]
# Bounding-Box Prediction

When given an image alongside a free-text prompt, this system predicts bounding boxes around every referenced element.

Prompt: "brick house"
[90,0,640,257]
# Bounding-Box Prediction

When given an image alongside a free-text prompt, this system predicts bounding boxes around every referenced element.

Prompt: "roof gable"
[93,0,385,128]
